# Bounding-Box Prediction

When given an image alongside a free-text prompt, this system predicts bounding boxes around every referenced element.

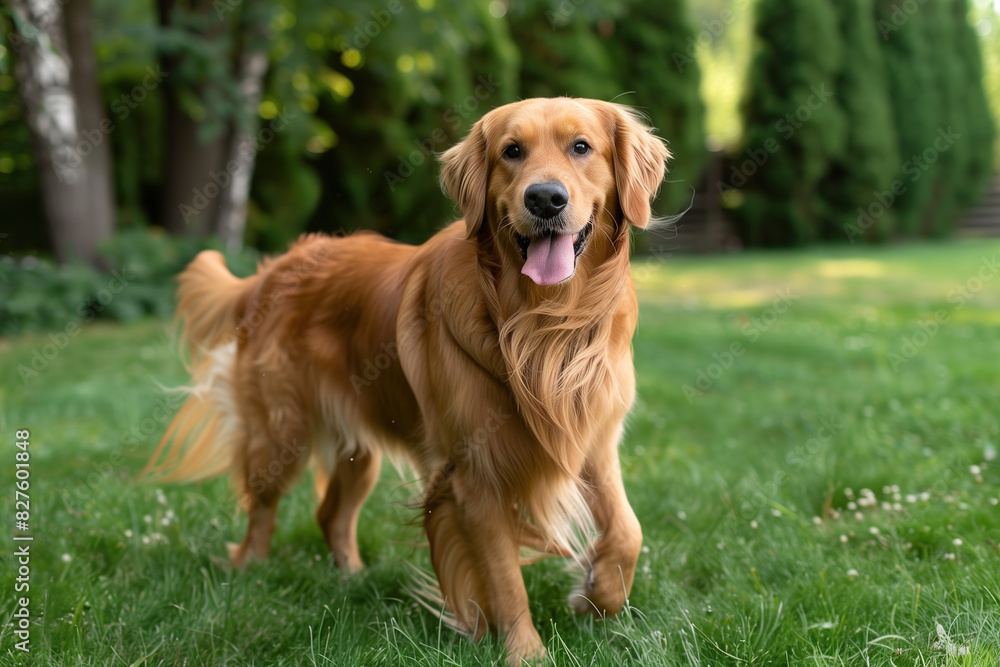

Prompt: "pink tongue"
[521,234,576,286]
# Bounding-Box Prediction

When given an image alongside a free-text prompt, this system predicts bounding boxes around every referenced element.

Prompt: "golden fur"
[145,97,669,663]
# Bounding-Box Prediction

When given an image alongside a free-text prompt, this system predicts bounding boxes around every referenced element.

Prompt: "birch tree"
[9,0,115,267]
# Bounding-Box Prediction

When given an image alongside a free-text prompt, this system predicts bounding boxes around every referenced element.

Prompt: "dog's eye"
[503,144,521,159]
[573,141,590,155]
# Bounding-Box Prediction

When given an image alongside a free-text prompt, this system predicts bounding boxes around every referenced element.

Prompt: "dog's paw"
[569,561,628,618]
[568,565,602,617]
[505,632,546,666]
[226,541,251,568]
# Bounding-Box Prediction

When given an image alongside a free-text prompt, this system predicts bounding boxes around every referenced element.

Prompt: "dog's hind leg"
[315,446,382,572]
[228,406,311,567]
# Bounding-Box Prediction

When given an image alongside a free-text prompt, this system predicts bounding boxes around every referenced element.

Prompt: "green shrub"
[0,228,260,336]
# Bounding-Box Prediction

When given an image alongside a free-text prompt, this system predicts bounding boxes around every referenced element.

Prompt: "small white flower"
[906,494,917,503]
[869,526,880,535]
[846,569,859,579]
[882,485,892,495]
[943,552,956,562]
[847,501,858,511]
[953,538,963,547]
[891,485,900,493]
[881,502,892,511]
[641,545,650,554]
[990,498,998,506]
[142,536,151,545]
[854,512,864,521]
[812,516,822,525]
[161,518,170,526]
[143,515,152,524]
[124,529,133,538]
[920,492,930,501]
[839,534,848,544]
[970,465,982,475]
[844,488,855,499]
[750,520,758,529]
[677,510,687,520]
[61,553,72,563]
[771,509,782,517]
[892,503,902,511]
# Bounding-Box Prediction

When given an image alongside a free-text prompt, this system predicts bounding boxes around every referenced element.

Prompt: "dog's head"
[440,98,670,286]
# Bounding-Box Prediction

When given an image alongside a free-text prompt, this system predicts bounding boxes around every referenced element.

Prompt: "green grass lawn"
[2,240,1000,666]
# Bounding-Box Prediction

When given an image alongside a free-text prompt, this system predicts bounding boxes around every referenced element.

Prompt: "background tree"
[732,0,846,246]
[2,0,994,259]
[950,0,995,216]
[822,0,898,243]
[735,0,994,246]
[8,0,115,267]
[156,0,239,237]
[610,0,708,215]
[872,0,940,237]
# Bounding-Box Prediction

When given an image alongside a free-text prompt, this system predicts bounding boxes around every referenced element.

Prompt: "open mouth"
[515,214,595,286]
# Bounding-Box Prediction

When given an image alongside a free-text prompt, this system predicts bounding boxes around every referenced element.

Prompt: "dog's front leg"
[571,425,642,618]
[425,470,544,664]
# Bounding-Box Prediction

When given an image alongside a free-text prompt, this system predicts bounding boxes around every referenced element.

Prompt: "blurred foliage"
[2,0,995,260]
[873,0,939,238]
[731,0,846,246]
[975,0,1000,163]
[731,0,995,246]
[820,0,899,242]
[0,0,708,254]
[0,230,259,335]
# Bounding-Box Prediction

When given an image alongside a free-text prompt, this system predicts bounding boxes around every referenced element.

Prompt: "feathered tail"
[141,250,258,482]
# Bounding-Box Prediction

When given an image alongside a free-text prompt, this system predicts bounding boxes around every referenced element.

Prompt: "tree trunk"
[65,0,115,252]
[216,10,269,253]
[10,0,114,267]
[157,0,229,237]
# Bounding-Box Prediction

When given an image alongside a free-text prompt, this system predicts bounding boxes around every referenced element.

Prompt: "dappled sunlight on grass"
[635,239,1000,308]
[815,258,887,278]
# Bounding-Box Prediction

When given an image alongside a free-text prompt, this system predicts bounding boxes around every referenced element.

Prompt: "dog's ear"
[440,120,490,238]
[604,104,671,229]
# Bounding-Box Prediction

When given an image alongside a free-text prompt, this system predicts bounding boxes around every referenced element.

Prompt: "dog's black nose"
[524,182,569,220]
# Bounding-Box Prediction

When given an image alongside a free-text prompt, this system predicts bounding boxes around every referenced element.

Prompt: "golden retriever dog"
[146,97,669,663]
